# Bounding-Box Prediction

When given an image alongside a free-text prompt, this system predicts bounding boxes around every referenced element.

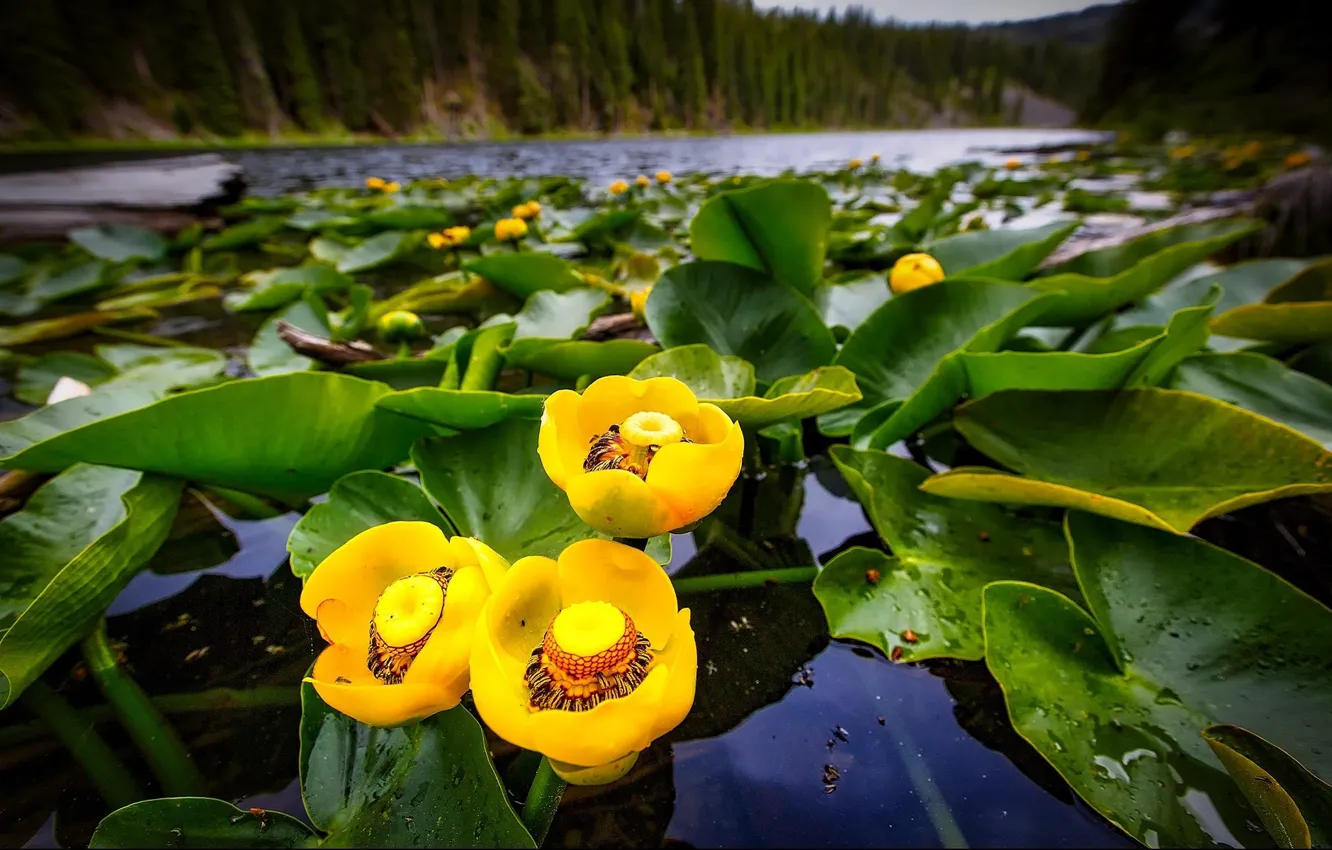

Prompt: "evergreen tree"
[277,2,323,130]
[176,0,243,136]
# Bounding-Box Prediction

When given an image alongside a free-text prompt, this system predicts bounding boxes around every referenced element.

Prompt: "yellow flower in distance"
[299,522,510,727]
[870,153,880,164]
[630,287,651,322]
[538,376,743,539]
[441,225,471,247]
[513,201,541,220]
[635,175,651,188]
[1076,150,1091,162]
[377,309,425,344]
[365,176,386,191]
[470,539,697,785]
[848,158,864,169]
[890,252,946,294]
[426,232,447,249]
[495,217,529,242]
[1169,144,1197,160]
[1286,151,1313,169]
[656,170,672,184]
[1004,158,1021,170]
[383,181,401,193]
[609,180,630,196]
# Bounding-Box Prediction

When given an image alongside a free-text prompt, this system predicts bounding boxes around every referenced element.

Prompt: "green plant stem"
[613,537,649,551]
[0,685,301,748]
[521,756,567,846]
[880,698,968,848]
[18,680,143,809]
[90,326,193,348]
[80,621,208,797]
[671,566,817,594]
[200,486,282,519]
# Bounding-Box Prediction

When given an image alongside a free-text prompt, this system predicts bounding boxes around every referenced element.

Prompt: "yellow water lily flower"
[299,522,510,727]
[635,175,651,188]
[470,539,697,785]
[609,180,629,196]
[848,158,863,169]
[427,232,446,249]
[1169,144,1197,160]
[1285,151,1313,169]
[1004,159,1021,170]
[513,201,541,220]
[538,376,743,539]
[365,176,386,191]
[383,181,401,193]
[1076,150,1092,162]
[656,170,672,184]
[440,225,471,247]
[495,217,529,242]
[630,287,651,322]
[890,252,945,294]
[870,153,880,164]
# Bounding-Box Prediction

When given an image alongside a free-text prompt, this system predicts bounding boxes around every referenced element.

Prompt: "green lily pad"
[300,684,534,848]
[815,446,1075,661]
[1209,264,1332,345]
[287,470,453,581]
[375,388,547,430]
[825,278,1055,439]
[0,373,436,501]
[1029,219,1259,326]
[226,264,352,312]
[0,254,27,285]
[1167,352,1332,447]
[89,797,316,848]
[69,225,169,264]
[1118,258,1312,329]
[629,344,757,399]
[248,296,329,377]
[511,287,610,341]
[14,351,117,405]
[0,308,155,348]
[927,221,1077,280]
[812,276,892,335]
[465,252,585,298]
[713,367,862,430]
[503,338,658,381]
[645,261,836,384]
[412,418,668,564]
[983,511,1332,848]
[364,205,452,230]
[923,388,1332,532]
[688,178,831,296]
[202,217,285,251]
[28,260,112,304]
[336,232,412,273]
[0,465,181,708]
[1205,725,1332,849]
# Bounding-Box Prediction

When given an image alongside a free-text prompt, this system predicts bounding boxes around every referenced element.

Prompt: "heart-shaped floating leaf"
[375,388,547,430]
[1168,352,1332,447]
[1211,261,1332,344]
[336,231,413,273]
[14,351,117,405]
[814,447,1075,661]
[628,345,860,429]
[0,253,28,285]
[413,419,669,564]
[300,684,535,848]
[927,221,1077,280]
[923,388,1332,532]
[248,295,330,377]
[1028,219,1259,326]
[1117,258,1311,329]
[69,225,169,264]
[27,260,113,305]
[825,278,1055,439]
[287,470,453,581]
[503,339,659,381]
[0,465,181,708]
[226,263,352,312]
[89,797,316,848]
[203,216,285,251]
[499,288,613,370]
[0,373,436,501]
[983,511,1332,848]
[688,178,831,296]
[1204,725,1332,850]
[645,261,836,384]
[465,251,585,298]
[813,275,891,335]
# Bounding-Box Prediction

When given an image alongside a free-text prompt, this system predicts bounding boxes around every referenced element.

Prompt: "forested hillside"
[0,0,1096,142]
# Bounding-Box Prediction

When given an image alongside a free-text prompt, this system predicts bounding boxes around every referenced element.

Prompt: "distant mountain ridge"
[979,3,1121,45]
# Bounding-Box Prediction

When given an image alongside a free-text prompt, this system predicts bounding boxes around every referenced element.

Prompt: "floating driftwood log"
[0,154,245,244]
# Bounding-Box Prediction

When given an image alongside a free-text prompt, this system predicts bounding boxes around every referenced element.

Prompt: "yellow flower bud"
[656,170,672,184]
[513,201,541,220]
[300,523,511,727]
[889,252,946,294]
[609,180,629,196]
[495,217,529,242]
[377,309,426,344]
[441,225,471,247]
[469,539,697,784]
[849,159,864,170]
[365,176,386,190]
[870,153,880,164]
[635,175,651,188]
[1004,159,1021,170]
[383,181,401,193]
[630,287,651,322]
[1285,151,1313,169]
[427,232,447,250]
[1077,150,1091,162]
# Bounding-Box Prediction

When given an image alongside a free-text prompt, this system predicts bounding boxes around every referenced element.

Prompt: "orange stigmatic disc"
[524,608,653,712]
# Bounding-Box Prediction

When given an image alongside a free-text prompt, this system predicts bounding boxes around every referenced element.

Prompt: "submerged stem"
[521,756,567,846]
[19,680,143,809]
[671,566,817,594]
[80,621,207,797]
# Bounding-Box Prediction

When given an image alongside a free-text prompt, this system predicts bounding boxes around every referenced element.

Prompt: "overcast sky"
[753,0,1115,25]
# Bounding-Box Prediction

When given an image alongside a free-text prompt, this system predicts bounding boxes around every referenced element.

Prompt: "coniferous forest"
[0,0,1096,142]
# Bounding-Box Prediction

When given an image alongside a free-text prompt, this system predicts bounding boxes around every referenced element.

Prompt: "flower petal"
[566,469,678,538]
[300,522,455,643]
[556,539,679,649]
[645,412,743,527]
[650,609,697,739]
[577,376,700,438]
[549,752,639,786]
[538,389,588,490]
[469,611,538,748]
[483,555,563,687]
[309,644,464,727]
[524,664,671,766]
[447,537,510,593]
[404,564,488,690]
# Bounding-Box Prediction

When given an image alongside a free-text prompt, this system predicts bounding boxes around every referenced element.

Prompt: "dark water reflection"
[9,463,1130,849]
